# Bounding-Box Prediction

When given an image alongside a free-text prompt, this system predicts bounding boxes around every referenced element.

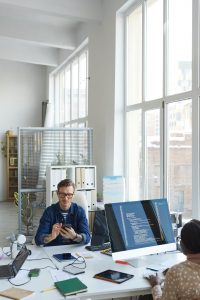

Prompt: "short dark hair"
[181,219,200,254]
[57,179,75,192]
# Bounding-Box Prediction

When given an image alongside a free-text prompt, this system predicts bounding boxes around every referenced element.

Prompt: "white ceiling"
[0,0,103,66]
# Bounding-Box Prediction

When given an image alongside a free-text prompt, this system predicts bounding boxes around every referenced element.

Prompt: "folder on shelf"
[91,189,97,210]
[75,167,82,189]
[85,168,95,189]
[51,169,66,189]
[66,167,75,181]
[86,190,92,210]
[81,167,86,188]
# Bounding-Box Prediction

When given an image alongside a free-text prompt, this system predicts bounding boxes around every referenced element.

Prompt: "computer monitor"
[91,210,110,245]
[85,210,110,251]
[105,198,176,261]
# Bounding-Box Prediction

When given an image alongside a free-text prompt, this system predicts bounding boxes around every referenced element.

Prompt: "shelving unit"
[6,131,18,201]
[46,165,97,211]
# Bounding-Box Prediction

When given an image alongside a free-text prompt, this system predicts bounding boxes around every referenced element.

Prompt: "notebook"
[0,287,34,300]
[0,247,29,279]
[55,277,87,296]
[85,210,110,251]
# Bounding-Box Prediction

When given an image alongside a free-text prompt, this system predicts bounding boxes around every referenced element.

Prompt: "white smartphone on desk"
[63,265,85,275]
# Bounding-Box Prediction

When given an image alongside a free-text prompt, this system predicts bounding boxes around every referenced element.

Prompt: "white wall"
[0,0,130,200]
[0,60,47,201]
[76,0,127,193]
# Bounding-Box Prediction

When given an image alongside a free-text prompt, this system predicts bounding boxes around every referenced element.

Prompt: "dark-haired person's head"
[180,219,200,254]
[57,179,75,191]
[57,179,75,210]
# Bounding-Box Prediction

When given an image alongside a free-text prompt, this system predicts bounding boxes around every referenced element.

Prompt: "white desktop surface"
[0,244,186,300]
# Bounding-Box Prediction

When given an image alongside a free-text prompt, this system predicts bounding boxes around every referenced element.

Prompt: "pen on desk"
[115,260,129,265]
[40,286,56,293]
[146,267,159,272]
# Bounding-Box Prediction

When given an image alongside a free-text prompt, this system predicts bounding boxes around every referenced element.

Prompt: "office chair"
[72,191,88,220]
[50,190,88,219]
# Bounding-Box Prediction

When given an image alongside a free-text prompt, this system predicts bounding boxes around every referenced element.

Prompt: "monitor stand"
[126,256,150,268]
[126,253,167,269]
[126,250,181,270]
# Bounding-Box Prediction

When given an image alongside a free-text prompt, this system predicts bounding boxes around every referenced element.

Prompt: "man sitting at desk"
[35,179,90,246]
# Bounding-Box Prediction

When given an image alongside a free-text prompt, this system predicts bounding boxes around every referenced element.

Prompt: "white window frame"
[49,39,89,128]
[117,0,200,219]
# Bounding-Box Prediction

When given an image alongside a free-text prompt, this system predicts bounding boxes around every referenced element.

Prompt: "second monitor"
[85,210,110,251]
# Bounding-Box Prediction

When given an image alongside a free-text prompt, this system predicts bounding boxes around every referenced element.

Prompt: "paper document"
[146,258,184,272]
[50,269,73,282]
[75,252,94,259]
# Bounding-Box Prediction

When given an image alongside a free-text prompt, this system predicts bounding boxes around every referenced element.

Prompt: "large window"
[51,47,88,128]
[125,0,194,219]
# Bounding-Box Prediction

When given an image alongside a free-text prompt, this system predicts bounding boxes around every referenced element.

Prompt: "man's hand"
[51,223,62,240]
[44,223,62,244]
[60,226,77,240]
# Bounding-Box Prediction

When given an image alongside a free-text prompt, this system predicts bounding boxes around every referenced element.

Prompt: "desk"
[0,245,185,300]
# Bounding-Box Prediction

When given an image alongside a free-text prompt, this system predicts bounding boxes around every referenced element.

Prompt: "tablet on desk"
[94,269,134,284]
[53,253,75,262]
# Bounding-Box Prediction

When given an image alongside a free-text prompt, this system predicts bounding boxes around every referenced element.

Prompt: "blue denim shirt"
[35,202,90,246]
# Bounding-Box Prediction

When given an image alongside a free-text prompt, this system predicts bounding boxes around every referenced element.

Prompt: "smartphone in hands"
[62,224,72,230]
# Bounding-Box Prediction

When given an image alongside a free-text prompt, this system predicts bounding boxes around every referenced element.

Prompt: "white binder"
[86,190,92,210]
[75,167,82,189]
[81,167,85,189]
[91,189,97,210]
[51,169,66,190]
[84,167,95,189]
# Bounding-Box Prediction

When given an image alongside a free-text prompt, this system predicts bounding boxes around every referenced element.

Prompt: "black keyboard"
[85,243,110,252]
[0,265,14,279]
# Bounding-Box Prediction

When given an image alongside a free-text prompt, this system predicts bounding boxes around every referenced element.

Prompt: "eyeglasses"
[58,192,74,199]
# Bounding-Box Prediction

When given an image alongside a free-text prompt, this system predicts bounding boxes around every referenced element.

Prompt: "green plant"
[14,192,33,236]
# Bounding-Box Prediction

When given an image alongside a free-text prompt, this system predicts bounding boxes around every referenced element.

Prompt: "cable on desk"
[7,265,57,287]
[63,256,86,270]
[27,257,59,270]
[2,247,11,257]
[27,257,53,261]
[36,265,57,270]
[8,276,32,286]
[21,265,57,272]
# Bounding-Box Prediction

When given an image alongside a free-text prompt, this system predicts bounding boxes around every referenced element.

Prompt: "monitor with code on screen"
[105,198,176,261]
